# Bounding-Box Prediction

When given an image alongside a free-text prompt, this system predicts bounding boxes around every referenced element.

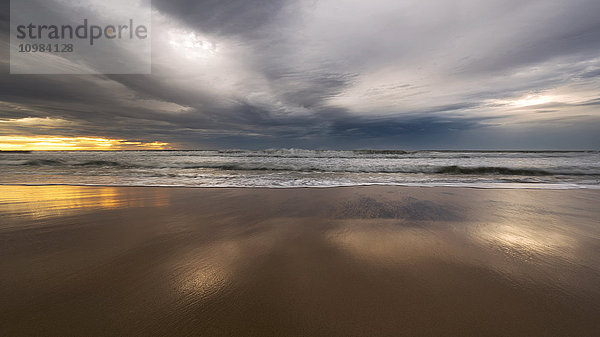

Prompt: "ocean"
[0,150,599,189]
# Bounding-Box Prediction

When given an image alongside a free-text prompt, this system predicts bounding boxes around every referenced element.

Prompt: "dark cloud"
[152,0,291,38]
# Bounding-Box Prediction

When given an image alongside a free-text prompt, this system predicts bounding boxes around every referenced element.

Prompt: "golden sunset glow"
[0,185,170,220]
[0,136,172,151]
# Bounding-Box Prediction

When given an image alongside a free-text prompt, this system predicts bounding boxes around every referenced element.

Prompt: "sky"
[0,0,599,150]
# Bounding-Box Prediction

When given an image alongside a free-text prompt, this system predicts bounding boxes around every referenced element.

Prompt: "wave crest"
[435,166,554,176]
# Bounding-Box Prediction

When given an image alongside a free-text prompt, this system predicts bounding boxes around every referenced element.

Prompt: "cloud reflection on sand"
[474,222,577,261]
[175,241,240,299]
[172,219,293,304]
[327,214,596,295]
[326,221,451,265]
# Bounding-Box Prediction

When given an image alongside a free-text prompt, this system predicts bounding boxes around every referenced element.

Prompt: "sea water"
[1,150,598,189]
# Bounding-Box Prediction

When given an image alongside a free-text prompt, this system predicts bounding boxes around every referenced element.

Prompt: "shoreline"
[0,182,598,190]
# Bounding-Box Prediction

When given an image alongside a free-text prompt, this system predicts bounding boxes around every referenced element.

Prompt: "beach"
[1,185,599,336]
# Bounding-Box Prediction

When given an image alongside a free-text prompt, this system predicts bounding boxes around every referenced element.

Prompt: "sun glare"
[510,95,553,107]
[168,30,218,60]
[0,136,171,151]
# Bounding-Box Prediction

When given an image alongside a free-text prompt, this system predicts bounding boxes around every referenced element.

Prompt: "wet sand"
[0,185,599,336]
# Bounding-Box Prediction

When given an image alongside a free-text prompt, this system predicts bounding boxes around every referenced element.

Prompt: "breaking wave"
[434,166,555,176]
[15,160,597,176]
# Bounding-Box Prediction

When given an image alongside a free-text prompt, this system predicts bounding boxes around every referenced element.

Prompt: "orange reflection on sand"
[0,185,170,220]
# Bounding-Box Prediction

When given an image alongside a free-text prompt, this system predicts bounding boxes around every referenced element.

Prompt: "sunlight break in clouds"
[0,136,171,151]
[168,30,218,60]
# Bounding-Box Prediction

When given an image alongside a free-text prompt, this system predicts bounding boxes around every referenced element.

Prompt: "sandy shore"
[1,185,599,336]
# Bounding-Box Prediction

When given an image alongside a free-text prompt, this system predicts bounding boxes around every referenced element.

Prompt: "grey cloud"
[271,71,358,109]
[579,69,600,79]
[452,0,600,75]
[577,98,600,106]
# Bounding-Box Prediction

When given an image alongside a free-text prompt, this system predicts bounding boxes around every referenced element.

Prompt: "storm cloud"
[0,0,599,149]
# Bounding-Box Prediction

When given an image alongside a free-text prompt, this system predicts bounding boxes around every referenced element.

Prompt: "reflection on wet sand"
[476,222,576,260]
[327,221,450,264]
[0,185,170,221]
[175,240,243,300]
[0,186,599,336]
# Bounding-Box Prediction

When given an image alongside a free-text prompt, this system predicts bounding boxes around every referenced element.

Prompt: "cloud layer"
[1,0,599,149]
